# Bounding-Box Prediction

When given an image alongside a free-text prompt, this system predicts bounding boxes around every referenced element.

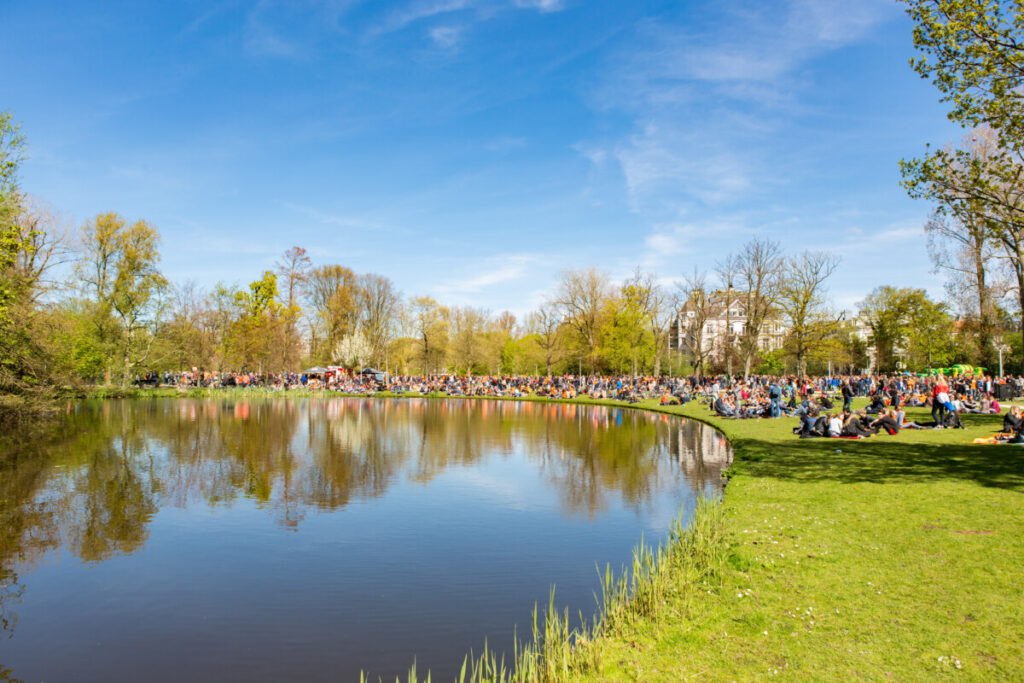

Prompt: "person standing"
[932,374,950,427]
[842,379,854,412]
[769,379,782,418]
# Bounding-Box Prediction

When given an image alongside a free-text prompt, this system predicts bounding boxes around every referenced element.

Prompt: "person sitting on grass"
[905,392,927,407]
[828,412,843,437]
[714,393,735,417]
[870,408,901,435]
[794,407,827,437]
[841,409,875,437]
[1003,405,1022,434]
[866,392,887,414]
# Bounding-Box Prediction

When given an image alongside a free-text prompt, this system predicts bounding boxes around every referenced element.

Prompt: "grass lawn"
[575,399,1024,681]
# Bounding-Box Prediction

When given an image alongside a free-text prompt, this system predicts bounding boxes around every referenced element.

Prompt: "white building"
[669,289,787,364]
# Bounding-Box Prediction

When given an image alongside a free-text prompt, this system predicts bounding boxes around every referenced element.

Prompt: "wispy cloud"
[630,0,894,87]
[368,0,566,40]
[370,0,474,37]
[284,202,391,232]
[513,0,565,12]
[429,24,463,48]
[243,1,304,58]
[579,0,896,234]
[432,253,546,298]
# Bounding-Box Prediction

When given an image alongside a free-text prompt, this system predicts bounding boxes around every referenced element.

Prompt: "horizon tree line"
[2,107,1023,390]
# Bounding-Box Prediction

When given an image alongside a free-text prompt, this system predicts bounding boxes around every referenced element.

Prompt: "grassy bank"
[74,389,1024,680]
[561,400,1024,681]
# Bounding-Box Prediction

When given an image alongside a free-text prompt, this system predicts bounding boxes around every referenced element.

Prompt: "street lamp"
[995,341,1011,378]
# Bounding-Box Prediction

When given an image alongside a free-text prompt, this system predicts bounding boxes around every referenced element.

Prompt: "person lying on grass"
[894,407,925,430]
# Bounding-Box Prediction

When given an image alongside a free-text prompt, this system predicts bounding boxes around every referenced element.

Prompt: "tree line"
[2,132,1022,395]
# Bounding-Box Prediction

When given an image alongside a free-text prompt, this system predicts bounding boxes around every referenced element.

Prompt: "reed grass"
[359,498,727,683]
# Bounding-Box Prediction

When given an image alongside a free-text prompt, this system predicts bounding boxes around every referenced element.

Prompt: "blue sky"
[1,0,962,316]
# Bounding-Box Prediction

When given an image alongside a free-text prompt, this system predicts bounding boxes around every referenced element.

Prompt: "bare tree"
[494,310,517,337]
[11,195,71,304]
[736,238,785,378]
[777,251,840,376]
[628,269,674,376]
[306,265,359,362]
[713,254,740,375]
[357,273,400,369]
[526,305,563,376]
[553,267,610,373]
[677,269,713,377]
[275,246,311,369]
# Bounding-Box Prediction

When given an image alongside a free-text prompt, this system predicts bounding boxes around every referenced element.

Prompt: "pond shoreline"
[56,389,736,681]
[29,390,1022,680]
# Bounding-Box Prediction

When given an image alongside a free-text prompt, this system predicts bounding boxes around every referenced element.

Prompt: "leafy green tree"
[901,1,1024,370]
[600,290,654,376]
[76,213,168,384]
[0,112,35,331]
[903,0,1024,148]
[228,271,283,371]
[859,287,955,371]
[410,296,450,374]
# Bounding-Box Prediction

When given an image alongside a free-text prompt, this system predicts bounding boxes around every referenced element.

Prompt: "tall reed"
[366,496,726,683]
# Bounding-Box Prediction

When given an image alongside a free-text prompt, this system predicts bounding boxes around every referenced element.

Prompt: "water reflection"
[0,398,729,679]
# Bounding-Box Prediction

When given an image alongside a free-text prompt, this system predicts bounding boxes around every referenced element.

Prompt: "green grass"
[79,388,1024,680]
[567,400,1024,681]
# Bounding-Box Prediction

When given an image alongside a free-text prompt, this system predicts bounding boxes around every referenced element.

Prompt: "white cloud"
[613,122,754,208]
[875,224,924,242]
[513,0,565,12]
[576,0,898,242]
[371,0,474,36]
[429,24,463,48]
[637,0,894,86]
[369,0,566,39]
[431,253,548,301]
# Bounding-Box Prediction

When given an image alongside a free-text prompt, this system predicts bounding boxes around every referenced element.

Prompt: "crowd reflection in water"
[0,398,730,639]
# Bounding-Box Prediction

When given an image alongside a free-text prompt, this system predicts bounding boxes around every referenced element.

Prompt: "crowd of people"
[137,368,1023,441]
[700,373,1010,439]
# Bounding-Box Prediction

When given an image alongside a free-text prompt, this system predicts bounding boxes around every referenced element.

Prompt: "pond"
[0,398,731,682]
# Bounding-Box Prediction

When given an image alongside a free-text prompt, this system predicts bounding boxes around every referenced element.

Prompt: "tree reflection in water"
[0,398,730,640]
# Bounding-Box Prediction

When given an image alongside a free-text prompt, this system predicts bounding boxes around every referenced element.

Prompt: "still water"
[0,398,730,682]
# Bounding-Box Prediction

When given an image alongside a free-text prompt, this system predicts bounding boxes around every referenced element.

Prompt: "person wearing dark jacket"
[842,381,854,412]
[1003,405,1022,433]
[841,410,875,437]
[870,408,900,435]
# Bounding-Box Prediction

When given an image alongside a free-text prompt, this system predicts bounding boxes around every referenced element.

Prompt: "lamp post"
[995,342,1010,378]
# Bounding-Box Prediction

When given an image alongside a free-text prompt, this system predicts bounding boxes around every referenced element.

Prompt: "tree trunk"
[122,324,134,387]
[974,248,992,362]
